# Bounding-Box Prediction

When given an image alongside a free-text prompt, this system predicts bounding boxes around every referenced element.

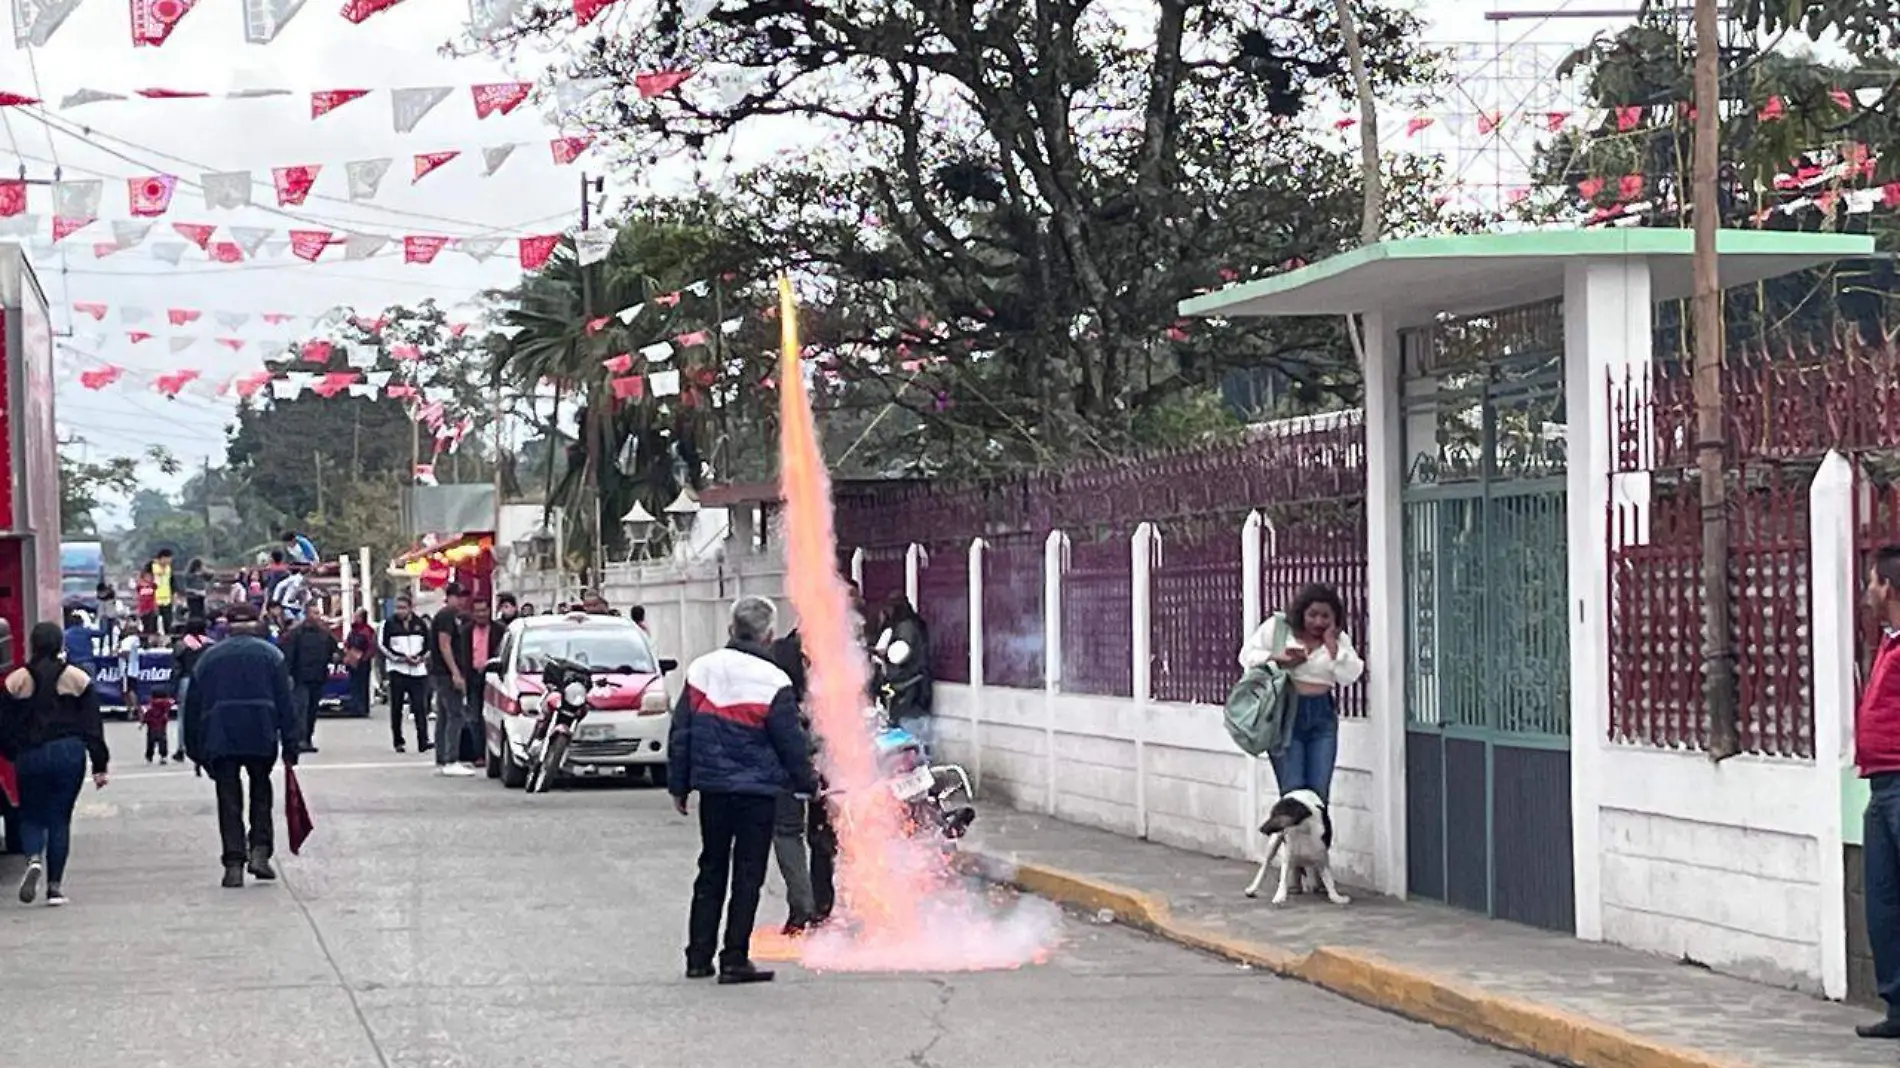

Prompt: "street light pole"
[1691,0,1738,760]
[577,172,607,587]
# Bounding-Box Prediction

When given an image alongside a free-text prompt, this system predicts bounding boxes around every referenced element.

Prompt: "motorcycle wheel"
[532,734,569,794]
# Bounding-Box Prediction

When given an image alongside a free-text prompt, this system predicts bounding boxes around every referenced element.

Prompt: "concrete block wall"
[931,683,1380,890]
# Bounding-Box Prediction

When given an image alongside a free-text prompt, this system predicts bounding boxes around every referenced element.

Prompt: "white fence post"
[905,543,926,607]
[1240,511,1264,850]
[339,555,355,626]
[1811,450,1855,1001]
[1132,522,1159,840]
[850,547,864,588]
[1044,530,1067,815]
[359,546,375,620]
[967,537,986,795]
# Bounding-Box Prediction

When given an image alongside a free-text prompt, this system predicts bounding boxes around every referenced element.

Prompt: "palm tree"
[490,214,750,572]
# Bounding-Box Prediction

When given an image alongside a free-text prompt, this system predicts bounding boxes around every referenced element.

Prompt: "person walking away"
[181,557,210,623]
[171,618,211,763]
[380,595,432,753]
[669,596,817,984]
[0,622,110,906]
[152,549,176,634]
[281,613,337,754]
[430,583,477,777]
[464,598,503,765]
[344,610,376,719]
[1857,545,1900,1038]
[184,603,299,888]
[142,694,175,763]
[1237,583,1363,804]
[134,565,159,636]
[875,594,934,751]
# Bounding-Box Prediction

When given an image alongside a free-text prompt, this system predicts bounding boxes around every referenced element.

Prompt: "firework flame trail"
[771,278,1060,972]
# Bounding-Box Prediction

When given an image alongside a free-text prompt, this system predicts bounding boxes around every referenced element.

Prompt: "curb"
[963,851,1745,1068]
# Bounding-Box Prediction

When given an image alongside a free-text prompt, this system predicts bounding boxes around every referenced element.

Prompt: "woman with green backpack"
[1236,584,1363,803]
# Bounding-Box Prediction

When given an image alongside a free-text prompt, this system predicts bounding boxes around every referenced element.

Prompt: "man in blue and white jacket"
[669,595,816,986]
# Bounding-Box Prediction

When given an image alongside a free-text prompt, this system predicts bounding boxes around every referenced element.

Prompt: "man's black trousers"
[686,791,776,969]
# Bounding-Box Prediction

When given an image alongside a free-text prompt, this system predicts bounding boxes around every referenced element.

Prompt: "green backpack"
[1223,613,1296,758]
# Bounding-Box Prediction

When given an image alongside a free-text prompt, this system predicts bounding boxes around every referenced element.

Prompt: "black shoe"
[299,744,319,754]
[781,917,813,937]
[222,863,245,889]
[172,752,185,763]
[685,963,716,980]
[247,848,277,881]
[1857,1017,1900,1039]
[394,741,407,754]
[419,741,434,753]
[717,961,775,985]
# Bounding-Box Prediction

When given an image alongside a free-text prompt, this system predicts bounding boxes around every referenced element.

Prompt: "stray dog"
[1244,789,1350,906]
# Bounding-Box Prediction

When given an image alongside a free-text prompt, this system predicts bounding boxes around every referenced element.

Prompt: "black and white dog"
[1244,788,1351,906]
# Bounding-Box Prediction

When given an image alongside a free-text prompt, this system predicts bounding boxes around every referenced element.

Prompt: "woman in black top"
[1,622,110,906]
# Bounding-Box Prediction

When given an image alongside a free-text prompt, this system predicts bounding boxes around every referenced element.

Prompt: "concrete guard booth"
[1180,229,1874,940]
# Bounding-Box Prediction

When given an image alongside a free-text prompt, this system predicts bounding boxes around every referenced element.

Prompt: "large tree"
[490,0,1452,471]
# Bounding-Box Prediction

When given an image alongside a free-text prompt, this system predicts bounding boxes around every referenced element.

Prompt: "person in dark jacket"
[281,613,337,754]
[669,595,817,985]
[184,604,299,888]
[1,622,110,906]
[876,593,934,747]
[171,617,211,764]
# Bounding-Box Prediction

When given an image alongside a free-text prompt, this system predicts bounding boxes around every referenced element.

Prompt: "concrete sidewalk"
[962,809,1890,1068]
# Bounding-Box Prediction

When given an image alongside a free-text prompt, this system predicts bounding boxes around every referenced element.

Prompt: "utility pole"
[577,171,607,585]
[1691,0,1738,760]
[201,456,214,561]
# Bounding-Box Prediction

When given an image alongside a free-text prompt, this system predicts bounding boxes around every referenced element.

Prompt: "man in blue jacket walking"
[669,595,816,985]
[183,603,299,888]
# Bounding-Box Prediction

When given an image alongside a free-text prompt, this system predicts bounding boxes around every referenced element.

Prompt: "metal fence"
[983,536,1045,689]
[917,543,970,684]
[1063,534,1135,697]
[834,417,1369,705]
[1607,336,1900,757]
[1152,519,1247,706]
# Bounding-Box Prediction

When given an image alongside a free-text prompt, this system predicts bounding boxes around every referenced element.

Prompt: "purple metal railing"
[1062,535,1134,697]
[983,536,1045,689]
[916,544,970,683]
[1262,499,1370,718]
[1151,522,1246,706]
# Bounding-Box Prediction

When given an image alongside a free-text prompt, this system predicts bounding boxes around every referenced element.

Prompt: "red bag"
[284,767,314,855]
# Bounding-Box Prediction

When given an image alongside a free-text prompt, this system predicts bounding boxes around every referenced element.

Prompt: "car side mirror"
[483,658,504,675]
[659,658,679,675]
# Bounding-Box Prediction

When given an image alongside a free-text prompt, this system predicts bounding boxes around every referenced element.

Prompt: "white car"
[480,613,677,788]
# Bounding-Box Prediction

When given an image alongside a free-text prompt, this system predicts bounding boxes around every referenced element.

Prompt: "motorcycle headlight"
[562,680,589,707]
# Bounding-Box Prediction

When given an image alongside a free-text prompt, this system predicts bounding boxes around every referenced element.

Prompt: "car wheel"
[499,738,527,789]
[485,738,502,779]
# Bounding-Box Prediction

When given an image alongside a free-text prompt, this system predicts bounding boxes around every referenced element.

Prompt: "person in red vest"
[1858,544,1900,1039]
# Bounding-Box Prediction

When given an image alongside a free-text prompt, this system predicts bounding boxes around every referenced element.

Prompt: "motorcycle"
[525,655,595,794]
[853,639,977,843]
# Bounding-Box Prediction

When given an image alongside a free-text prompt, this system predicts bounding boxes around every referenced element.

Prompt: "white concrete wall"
[930,684,1380,887]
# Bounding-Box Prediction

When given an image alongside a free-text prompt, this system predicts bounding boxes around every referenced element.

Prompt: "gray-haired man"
[668,596,817,985]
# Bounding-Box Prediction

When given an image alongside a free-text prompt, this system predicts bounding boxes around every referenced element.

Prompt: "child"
[143,694,174,762]
[117,626,145,719]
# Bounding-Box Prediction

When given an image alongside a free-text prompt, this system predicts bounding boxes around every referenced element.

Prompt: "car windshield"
[516,627,657,675]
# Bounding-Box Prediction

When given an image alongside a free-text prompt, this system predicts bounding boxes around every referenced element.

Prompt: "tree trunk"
[1692,0,1738,761]
[1334,0,1382,369]
[1334,0,1382,245]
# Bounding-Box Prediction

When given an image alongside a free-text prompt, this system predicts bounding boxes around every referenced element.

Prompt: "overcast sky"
[0,0,1635,523]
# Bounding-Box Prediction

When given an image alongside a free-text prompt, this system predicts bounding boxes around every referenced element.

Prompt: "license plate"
[889,766,934,801]
[577,724,613,741]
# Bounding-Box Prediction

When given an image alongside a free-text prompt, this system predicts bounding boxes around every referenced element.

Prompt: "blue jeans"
[1269,693,1340,803]
[17,737,88,884]
[1866,775,1900,1015]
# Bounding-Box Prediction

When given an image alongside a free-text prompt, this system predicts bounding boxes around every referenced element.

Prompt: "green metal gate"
[1400,301,1575,933]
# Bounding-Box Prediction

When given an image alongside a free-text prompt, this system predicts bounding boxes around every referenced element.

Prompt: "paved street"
[0,716,1539,1068]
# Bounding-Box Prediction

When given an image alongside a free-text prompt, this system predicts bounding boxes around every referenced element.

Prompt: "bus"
[60,540,107,611]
